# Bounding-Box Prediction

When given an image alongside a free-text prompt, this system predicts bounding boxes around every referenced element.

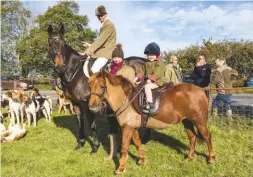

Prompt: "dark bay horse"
[88,71,215,174]
[47,24,100,152]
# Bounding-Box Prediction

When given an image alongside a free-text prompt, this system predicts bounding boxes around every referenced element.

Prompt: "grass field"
[1,110,253,177]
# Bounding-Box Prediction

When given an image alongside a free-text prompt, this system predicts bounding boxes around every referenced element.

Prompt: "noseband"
[51,36,62,56]
[49,36,87,83]
[90,85,107,101]
[90,82,145,118]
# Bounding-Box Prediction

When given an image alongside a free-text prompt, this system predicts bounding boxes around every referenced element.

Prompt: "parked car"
[0,76,34,90]
[182,72,194,84]
[245,73,253,87]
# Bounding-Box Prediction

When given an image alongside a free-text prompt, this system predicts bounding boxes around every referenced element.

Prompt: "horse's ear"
[48,25,53,35]
[59,23,65,36]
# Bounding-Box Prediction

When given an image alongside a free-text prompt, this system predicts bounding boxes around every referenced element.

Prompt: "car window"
[0,76,9,81]
[0,76,15,81]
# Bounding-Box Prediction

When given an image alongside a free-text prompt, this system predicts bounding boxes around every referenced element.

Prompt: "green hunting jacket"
[85,19,116,59]
[165,64,183,84]
[137,60,166,86]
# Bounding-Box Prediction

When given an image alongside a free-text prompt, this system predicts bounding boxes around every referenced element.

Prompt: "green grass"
[33,84,53,91]
[1,110,253,177]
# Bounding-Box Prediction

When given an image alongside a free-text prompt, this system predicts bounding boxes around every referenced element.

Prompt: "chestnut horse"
[88,71,215,174]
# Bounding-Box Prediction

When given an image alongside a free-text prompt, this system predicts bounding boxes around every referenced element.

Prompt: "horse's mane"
[124,56,147,73]
[64,43,82,57]
[98,71,134,96]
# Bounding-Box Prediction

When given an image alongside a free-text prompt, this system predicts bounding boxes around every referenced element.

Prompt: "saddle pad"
[83,57,90,78]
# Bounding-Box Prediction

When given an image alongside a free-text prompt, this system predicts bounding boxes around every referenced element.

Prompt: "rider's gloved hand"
[82,42,91,48]
[78,52,88,59]
[133,77,141,86]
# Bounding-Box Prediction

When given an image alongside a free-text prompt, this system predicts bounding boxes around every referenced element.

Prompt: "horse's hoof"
[90,144,100,154]
[75,142,85,150]
[104,155,113,161]
[208,159,215,165]
[115,168,126,175]
[187,156,194,161]
[137,158,144,165]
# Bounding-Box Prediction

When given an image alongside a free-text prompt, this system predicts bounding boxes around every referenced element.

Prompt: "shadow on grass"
[148,129,208,160]
[53,115,79,139]
[53,114,113,154]
[53,115,208,166]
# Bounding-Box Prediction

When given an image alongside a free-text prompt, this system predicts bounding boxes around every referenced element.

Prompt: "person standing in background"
[165,55,183,84]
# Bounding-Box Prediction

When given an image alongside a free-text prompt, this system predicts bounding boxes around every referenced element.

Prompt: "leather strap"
[141,114,149,127]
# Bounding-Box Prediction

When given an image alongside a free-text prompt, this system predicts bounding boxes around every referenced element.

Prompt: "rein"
[91,84,145,117]
[55,55,87,87]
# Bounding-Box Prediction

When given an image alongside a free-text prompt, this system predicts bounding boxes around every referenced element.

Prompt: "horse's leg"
[182,119,197,160]
[195,123,215,164]
[69,103,74,115]
[73,104,86,150]
[90,111,100,154]
[132,129,145,165]
[115,124,134,175]
[142,128,151,144]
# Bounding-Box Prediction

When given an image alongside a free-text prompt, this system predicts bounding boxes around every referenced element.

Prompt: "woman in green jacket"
[165,55,183,84]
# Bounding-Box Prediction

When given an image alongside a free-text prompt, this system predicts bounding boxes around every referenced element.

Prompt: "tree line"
[164,39,253,79]
[1,1,253,79]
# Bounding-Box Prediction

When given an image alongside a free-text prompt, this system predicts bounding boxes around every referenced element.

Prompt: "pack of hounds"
[0,88,73,143]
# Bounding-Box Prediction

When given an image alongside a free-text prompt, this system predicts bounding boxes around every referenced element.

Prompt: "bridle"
[90,85,107,101]
[90,81,145,117]
[49,36,87,84]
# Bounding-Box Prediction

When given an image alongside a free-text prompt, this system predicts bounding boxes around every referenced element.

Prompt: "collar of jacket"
[168,63,180,68]
[217,64,231,73]
[101,18,108,28]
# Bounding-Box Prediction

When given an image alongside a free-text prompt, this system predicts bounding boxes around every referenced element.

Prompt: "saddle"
[133,82,174,116]
[83,57,110,78]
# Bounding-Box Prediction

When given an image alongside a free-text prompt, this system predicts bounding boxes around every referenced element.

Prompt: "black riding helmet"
[144,42,160,56]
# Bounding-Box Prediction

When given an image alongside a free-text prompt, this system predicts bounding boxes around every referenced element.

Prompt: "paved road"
[211,94,253,107]
[42,91,253,106]
[2,91,253,106]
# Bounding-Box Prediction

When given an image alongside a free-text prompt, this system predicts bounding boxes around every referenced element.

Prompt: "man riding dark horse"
[79,5,116,73]
[48,4,153,156]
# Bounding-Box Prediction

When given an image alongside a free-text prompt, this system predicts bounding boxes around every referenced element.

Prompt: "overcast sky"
[24,1,253,57]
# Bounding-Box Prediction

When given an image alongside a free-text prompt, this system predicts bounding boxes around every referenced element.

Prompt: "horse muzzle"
[54,55,65,67]
[89,104,100,113]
